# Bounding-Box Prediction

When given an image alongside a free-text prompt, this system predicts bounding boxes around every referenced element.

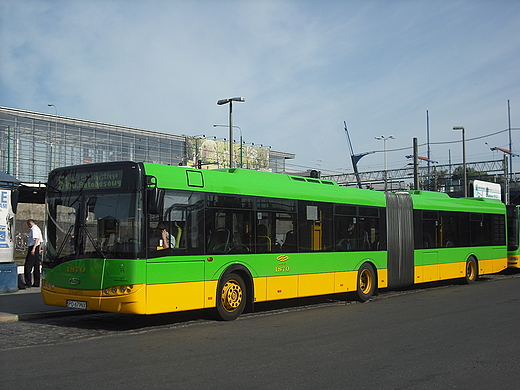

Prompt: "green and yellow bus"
[42,161,507,320]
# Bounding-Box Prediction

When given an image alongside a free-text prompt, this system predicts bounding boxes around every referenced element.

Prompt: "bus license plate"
[66,300,87,310]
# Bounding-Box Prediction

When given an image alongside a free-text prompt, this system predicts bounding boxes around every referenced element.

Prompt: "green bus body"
[41,162,507,320]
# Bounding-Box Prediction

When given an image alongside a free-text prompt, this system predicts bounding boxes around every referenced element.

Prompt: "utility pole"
[413,137,419,190]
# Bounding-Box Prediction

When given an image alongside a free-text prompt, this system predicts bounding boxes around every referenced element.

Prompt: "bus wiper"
[81,225,106,259]
[54,225,75,263]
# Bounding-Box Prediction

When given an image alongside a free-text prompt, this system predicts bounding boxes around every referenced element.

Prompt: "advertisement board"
[473,180,502,200]
[0,189,15,263]
[186,136,270,170]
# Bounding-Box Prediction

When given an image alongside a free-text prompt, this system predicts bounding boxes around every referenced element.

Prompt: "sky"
[1,0,520,176]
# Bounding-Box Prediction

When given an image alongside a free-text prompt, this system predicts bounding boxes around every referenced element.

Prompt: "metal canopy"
[0,172,20,188]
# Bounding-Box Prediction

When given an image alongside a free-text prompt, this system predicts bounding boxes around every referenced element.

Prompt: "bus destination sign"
[56,170,124,191]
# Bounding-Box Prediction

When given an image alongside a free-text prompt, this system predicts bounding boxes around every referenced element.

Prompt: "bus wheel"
[216,273,246,321]
[464,257,478,284]
[356,263,376,302]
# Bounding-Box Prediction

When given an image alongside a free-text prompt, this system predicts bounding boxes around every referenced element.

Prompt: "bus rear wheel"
[216,273,246,321]
[464,257,478,284]
[356,263,376,302]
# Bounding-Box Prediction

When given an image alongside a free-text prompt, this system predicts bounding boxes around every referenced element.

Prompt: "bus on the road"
[41,161,508,320]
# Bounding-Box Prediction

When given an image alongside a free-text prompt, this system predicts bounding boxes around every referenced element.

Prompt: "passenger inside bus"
[154,222,176,250]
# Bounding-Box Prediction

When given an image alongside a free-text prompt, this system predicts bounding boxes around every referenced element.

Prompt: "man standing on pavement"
[24,219,42,288]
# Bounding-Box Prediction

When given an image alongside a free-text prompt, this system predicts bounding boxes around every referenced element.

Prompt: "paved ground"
[0,285,82,322]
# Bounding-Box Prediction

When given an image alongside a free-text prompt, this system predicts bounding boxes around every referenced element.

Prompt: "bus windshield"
[44,192,143,265]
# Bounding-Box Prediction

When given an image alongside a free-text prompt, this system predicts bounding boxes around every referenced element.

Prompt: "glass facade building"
[0,107,294,184]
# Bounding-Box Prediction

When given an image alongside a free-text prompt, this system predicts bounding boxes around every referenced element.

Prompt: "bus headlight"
[104,285,133,295]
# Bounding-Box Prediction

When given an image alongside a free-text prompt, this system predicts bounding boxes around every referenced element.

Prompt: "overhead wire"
[287,127,520,174]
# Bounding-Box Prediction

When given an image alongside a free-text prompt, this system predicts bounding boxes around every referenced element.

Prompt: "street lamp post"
[214,124,243,167]
[453,126,467,197]
[374,135,395,191]
[217,97,245,168]
[486,144,517,204]
[48,104,57,170]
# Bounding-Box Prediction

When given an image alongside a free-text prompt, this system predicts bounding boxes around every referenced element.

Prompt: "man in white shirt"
[24,219,42,288]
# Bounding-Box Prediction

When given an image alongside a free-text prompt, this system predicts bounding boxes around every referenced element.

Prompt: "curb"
[0,309,87,323]
[0,312,18,323]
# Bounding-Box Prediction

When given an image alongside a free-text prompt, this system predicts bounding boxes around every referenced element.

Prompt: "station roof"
[0,172,20,188]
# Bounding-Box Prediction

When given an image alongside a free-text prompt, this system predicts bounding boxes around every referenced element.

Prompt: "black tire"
[356,263,376,302]
[216,273,246,321]
[464,257,478,284]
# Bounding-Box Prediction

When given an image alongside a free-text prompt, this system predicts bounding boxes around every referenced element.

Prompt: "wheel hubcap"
[467,261,475,280]
[221,280,243,312]
[360,269,372,294]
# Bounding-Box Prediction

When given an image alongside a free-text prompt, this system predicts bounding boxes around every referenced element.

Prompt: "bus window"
[422,210,439,248]
[255,211,296,253]
[256,212,273,253]
[206,209,253,254]
[84,194,140,257]
[277,213,296,253]
[335,216,358,251]
[334,205,380,251]
[490,214,506,246]
[507,205,519,251]
[458,213,470,247]
[298,202,333,252]
[440,212,458,247]
[256,197,296,253]
[55,203,78,258]
[358,207,380,251]
[470,213,485,246]
[148,190,204,256]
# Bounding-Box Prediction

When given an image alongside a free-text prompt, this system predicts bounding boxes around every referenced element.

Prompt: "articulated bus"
[41,161,508,320]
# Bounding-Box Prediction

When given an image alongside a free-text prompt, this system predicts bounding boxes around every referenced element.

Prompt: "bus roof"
[50,162,505,214]
[408,189,504,213]
[143,163,387,207]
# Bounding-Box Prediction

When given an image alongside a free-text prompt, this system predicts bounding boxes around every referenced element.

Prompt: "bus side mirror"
[87,196,97,213]
[148,187,164,215]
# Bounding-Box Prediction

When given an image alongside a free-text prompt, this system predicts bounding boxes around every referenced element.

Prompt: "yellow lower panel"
[439,262,465,280]
[496,257,508,273]
[145,280,218,313]
[415,264,438,283]
[41,284,148,314]
[415,258,507,285]
[257,268,387,302]
[146,281,211,314]
[377,268,388,289]
[42,280,220,315]
[479,257,507,274]
[334,269,388,292]
[299,273,335,297]
[204,280,218,309]
[266,275,298,300]
[253,277,267,302]
[416,263,464,283]
[334,271,358,293]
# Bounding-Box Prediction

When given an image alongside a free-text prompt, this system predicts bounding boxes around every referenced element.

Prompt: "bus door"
[419,211,440,281]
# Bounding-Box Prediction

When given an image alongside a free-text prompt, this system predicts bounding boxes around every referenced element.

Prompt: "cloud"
[1,0,520,174]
